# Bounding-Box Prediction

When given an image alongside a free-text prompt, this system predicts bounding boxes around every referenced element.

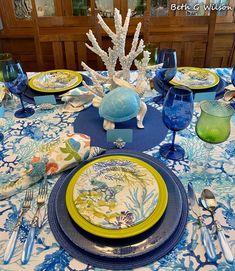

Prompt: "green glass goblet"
[196,100,234,144]
[195,100,234,184]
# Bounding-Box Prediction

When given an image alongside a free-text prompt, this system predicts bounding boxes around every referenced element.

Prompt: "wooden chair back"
[144,11,217,67]
[31,0,94,71]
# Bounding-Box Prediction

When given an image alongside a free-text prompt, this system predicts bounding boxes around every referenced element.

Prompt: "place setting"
[47,149,188,269]
[152,49,228,104]
[0,62,95,119]
[1,62,93,109]
[0,6,234,271]
[25,69,93,105]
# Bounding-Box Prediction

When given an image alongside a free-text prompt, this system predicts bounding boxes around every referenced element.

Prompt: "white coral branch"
[82,8,156,98]
[114,8,122,35]
[134,51,163,96]
[119,21,145,81]
[97,13,116,40]
[86,30,107,59]
[82,81,104,98]
[81,62,109,82]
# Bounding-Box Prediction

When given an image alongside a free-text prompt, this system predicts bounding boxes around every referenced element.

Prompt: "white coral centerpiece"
[82,8,162,130]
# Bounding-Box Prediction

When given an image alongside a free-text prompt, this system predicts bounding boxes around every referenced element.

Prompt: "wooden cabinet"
[0,0,234,71]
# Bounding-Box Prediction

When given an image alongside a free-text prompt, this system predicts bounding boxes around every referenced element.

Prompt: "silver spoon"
[201,189,234,264]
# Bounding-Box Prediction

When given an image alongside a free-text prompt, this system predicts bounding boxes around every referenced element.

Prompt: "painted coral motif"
[74,180,124,227]
[73,159,159,229]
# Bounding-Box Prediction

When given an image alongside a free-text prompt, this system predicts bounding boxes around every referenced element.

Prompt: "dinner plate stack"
[22,70,92,104]
[48,150,188,269]
[153,67,226,100]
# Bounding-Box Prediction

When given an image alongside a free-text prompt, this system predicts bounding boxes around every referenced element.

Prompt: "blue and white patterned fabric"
[0,69,234,271]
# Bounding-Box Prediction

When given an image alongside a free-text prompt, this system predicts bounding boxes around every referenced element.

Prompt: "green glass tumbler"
[196,100,234,144]
[0,53,13,82]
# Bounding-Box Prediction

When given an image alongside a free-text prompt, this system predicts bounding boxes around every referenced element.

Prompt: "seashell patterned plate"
[66,155,168,239]
[29,69,82,93]
[170,67,219,90]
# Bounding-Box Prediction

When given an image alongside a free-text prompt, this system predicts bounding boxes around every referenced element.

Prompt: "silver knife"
[188,182,217,261]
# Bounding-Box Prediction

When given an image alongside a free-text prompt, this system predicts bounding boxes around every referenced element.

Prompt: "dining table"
[0,68,234,271]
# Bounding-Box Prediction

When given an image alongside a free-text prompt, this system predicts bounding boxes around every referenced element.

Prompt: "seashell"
[99,87,140,122]
[224,90,235,101]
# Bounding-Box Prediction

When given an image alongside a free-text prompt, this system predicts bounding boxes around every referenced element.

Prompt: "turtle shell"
[99,87,141,122]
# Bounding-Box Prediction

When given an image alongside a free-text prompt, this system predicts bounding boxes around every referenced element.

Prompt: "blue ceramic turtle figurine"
[93,86,147,130]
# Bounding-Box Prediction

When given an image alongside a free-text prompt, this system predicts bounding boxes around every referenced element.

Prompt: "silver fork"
[4,189,33,264]
[21,183,48,265]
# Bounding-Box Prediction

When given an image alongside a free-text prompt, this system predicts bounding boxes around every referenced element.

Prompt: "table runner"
[0,69,234,270]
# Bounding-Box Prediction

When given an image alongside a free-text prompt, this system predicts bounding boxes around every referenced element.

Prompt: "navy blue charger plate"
[48,150,188,270]
[73,105,168,152]
[153,76,227,100]
[21,74,92,104]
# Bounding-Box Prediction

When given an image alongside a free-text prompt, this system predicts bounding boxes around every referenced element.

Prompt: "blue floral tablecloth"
[0,69,234,271]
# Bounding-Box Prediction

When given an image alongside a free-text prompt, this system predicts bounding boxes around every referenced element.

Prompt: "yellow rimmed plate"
[66,155,168,239]
[29,69,82,93]
[170,67,219,90]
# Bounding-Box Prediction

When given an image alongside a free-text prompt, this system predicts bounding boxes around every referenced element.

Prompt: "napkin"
[224,84,235,102]
[60,86,94,113]
[0,133,105,200]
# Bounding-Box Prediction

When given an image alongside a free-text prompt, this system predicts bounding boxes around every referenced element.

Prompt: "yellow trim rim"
[170,67,219,90]
[29,69,83,93]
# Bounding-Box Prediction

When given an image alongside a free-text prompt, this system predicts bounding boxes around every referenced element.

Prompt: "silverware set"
[188,182,234,264]
[4,182,48,265]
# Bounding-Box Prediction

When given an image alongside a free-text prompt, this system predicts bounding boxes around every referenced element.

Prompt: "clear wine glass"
[160,85,194,160]
[3,62,35,118]
[153,48,177,104]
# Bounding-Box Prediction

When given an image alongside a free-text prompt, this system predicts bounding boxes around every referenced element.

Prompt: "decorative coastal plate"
[66,155,168,238]
[170,67,219,89]
[48,150,188,269]
[29,69,83,93]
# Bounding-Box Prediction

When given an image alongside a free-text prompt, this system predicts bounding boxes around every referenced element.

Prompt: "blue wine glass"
[3,63,35,118]
[0,105,4,142]
[231,66,235,86]
[160,85,194,160]
[153,48,177,104]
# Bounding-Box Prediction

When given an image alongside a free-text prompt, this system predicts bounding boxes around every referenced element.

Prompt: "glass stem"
[170,131,176,151]
[19,94,26,111]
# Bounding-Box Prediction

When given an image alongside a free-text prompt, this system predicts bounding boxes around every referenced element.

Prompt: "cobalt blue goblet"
[153,48,177,104]
[3,62,34,118]
[232,66,235,86]
[160,85,194,160]
[0,105,4,142]
[0,134,3,142]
